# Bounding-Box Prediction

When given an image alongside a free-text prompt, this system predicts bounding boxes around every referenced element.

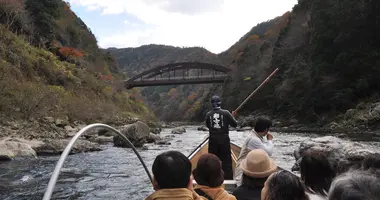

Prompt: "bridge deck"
[125,76,227,88]
[124,62,232,89]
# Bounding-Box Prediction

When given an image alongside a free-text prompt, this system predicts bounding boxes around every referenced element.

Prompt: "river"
[1,126,380,200]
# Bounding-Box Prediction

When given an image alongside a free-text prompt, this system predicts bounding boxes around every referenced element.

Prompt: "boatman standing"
[205,95,238,180]
[234,116,274,186]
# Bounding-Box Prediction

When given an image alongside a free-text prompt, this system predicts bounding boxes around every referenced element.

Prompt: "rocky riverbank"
[3,111,380,162]
[0,116,165,161]
[236,113,380,142]
[291,136,380,175]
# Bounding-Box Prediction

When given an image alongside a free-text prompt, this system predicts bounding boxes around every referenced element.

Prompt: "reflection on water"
[1,126,379,200]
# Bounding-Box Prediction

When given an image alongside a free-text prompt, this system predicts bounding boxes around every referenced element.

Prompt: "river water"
[1,126,380,200]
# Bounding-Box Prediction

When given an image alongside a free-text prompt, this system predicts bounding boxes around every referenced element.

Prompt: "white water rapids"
[1,126,379,199]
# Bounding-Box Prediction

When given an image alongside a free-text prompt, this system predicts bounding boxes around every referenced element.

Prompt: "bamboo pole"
[234,68,279,114]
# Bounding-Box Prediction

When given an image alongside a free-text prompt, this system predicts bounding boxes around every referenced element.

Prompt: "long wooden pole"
[234,68,279,114]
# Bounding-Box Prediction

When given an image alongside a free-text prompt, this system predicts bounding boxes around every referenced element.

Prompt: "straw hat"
[240,149,278,178]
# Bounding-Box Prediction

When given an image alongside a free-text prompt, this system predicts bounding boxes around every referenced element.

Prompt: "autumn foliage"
[58,46,83,58]
[63,1,75,18]
[264,30,273,36]
[98,74,113,81]
[247,34,260,42]
[167,88,178,98]
[64,1,70,10]
[187,92,197,101]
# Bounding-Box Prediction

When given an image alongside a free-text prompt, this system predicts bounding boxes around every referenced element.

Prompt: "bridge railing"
[137,75,228,81]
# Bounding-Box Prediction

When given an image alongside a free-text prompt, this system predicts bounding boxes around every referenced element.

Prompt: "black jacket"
[205,108,238,135]
[232,185,262,200]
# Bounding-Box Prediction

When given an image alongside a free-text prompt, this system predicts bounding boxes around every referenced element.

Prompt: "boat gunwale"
[188,137,209,159]
[188,138,241,187]
[188,138,242,160]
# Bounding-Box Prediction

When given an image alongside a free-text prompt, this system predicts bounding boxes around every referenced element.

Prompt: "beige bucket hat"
[240,149,278,178]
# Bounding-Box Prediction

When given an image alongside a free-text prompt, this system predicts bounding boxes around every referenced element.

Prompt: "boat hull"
[188,137,241,191]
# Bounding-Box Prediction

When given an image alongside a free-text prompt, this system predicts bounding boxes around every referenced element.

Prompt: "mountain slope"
[0,0,153,125]
[221,0,380,130]
[220,13,290,111]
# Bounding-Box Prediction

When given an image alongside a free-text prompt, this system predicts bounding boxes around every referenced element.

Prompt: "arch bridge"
[124,62,232,89]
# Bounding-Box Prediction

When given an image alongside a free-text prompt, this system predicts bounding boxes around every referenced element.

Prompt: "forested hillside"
[0,0,153,125]
[219,12,292,116]
[107,45,224,121]
[221,0,380,130]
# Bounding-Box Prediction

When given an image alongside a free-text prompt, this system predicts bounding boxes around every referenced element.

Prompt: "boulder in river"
[155,140,171,145]
[292,136,376,174]
[90,136,114,144]
[54,117,69,128]
[171,127,186,134]
[34,139,102,155]
[113,121,151,148]
[197,126,208,131]
[0,138,37,161]
[150,127,162,135]
[146,121,162,134]
[0,137,103,159]
[147,133,161,143]
[147,133,170,145]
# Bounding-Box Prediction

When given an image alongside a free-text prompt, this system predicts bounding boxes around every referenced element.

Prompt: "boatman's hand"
[267,133,273,140]
[232,110,237,117]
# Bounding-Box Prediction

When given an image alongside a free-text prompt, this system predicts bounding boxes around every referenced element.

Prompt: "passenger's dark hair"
[152,151,191,189]
[193,153,224,187]
[265,170,309,200]
[241,174,268,188]
[300,150,335,196]
[328,170,380,200]
[254,117,272,132]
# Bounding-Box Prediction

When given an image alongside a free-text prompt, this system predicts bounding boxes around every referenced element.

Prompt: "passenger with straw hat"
[232,149,278,200]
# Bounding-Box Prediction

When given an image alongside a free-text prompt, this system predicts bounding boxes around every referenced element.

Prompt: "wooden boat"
[188,137,241,191]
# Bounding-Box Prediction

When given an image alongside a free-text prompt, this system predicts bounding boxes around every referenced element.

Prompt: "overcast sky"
[68,0,298,54]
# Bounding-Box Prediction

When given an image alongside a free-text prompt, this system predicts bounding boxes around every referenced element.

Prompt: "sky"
[68,0,298,54]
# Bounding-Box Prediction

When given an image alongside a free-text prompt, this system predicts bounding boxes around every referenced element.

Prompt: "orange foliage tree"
[192,101,201,112]
[264,29,273,37]
[167,88,178,98]
[246,34,261,46]
[187,92,197,101]
[98,74,113,81]
[275,11,291,30]
[64,1,75,18]
[232,52,244,63]
[59,47,83,59]
[247,34,260,42]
